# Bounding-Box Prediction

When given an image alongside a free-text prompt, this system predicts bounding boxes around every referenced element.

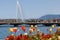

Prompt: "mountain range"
[39,14,60,20]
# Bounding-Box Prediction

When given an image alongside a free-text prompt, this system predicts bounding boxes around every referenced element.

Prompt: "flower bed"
[5,25,60,40]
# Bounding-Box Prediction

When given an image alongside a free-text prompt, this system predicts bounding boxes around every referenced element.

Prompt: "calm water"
[0,25,59,40]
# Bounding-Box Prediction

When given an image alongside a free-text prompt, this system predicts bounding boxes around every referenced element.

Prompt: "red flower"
[42,35,46,40]
[42,38,46,40]
[23,35,27,40]
[33,27,36,31]
[22,35,30,40]
[16,34,22,40]
[9,35,14,40]
[21,25,26,32]
[45,34,52,38]
[5,36,9,40]
[13,27,18,33]
[41,32,45,36]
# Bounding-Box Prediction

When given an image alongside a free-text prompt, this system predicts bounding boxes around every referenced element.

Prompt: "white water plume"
[16,0,24,22]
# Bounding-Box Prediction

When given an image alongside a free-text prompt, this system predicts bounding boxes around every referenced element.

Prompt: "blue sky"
[0,0,60,19]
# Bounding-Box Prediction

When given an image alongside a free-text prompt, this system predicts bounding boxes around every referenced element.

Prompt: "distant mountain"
[39,14,60,20]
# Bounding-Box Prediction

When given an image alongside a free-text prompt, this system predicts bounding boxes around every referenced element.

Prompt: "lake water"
[0,25,59,40]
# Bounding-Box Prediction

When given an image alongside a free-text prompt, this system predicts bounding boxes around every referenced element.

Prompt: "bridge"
[0,22,60,26]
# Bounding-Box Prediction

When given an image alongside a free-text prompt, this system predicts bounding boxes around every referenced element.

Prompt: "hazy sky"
[0,0,60,19]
